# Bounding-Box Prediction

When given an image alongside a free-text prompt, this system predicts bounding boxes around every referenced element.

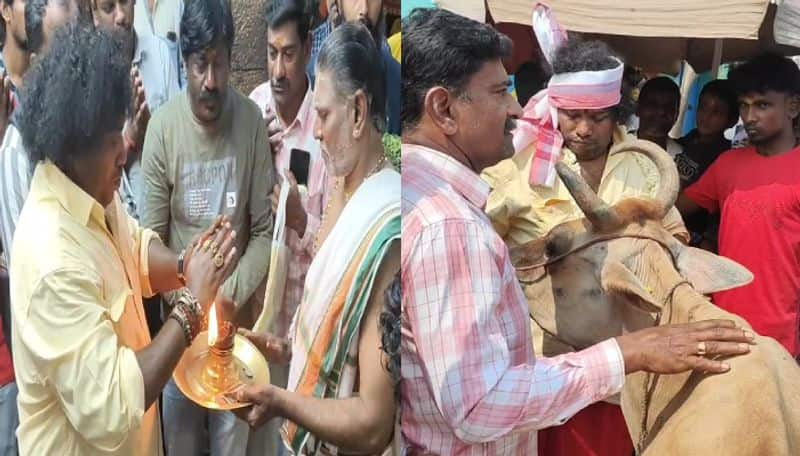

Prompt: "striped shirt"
[401,144,626,455]
[0,123,31,266]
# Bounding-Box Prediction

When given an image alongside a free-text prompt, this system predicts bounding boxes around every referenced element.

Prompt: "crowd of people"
[0,1,797,455]
[0,0,401,454]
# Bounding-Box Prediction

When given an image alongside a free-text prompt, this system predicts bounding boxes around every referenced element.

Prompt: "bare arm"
[135,318,189,408]
[237,242,400,453]
[146,238,183,294]
[676,193,705,219]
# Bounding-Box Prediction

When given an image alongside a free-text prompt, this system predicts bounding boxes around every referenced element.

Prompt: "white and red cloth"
[514,61,624,187]
[515,3,624,187]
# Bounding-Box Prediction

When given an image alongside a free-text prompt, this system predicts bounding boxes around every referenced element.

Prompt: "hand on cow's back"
[616,319,756,375]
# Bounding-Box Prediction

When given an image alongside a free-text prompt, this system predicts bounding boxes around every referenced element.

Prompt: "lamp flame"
[208,302,217,346]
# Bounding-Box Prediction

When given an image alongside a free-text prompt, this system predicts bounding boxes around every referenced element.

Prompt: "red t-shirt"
[0,315,13,386]
[685,146,800,355]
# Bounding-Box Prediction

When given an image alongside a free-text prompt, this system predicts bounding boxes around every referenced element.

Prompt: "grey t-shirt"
[140,88,274,313]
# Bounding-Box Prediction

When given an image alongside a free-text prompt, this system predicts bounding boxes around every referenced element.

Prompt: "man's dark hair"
[699,79,739,125]
[551,39,634,121]
[317,21,386,132]
[0,0,13,48]
[180,0,235,58]
[25,0,73,54]
[18,23,131,169]
[266,0,310,44]
[729,52,800,97]
[25,0,48,54]
[639,76,680,105]
[379,272,401,398]
[401,8,512,131]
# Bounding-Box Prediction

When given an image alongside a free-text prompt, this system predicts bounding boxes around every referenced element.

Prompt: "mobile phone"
[289,148,310,187]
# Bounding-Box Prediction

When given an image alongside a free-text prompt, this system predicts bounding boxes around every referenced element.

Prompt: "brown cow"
[511,140,800,455]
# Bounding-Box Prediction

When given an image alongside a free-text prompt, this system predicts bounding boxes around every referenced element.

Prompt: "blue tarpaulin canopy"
[402,0,435,18]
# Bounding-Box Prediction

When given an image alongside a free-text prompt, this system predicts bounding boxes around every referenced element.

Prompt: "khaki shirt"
[482,127,688,250]
[10,161,162,455]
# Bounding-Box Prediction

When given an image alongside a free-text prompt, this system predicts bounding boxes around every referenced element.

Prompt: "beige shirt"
[10,161,162,455]
[482,127,688,250]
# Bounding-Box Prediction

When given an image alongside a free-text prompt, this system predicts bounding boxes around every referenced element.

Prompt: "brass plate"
[173,331,270,410]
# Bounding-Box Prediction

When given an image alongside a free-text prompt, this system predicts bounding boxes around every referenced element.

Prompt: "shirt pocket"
[107,287,132,323]
[522,197,572,238]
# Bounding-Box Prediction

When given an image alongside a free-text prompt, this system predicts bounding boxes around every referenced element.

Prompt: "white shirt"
[0,123,30,265]
[133,0,184,113]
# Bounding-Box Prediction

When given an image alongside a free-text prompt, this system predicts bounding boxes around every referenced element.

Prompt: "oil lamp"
[173,303,270,410]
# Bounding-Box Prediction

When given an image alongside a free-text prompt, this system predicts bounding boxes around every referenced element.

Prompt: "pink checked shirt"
[249,82,327,338]
[401,144,626,455]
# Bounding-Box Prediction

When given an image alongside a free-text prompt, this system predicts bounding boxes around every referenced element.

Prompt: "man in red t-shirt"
[0,248,17,456]
[678,53,800,356]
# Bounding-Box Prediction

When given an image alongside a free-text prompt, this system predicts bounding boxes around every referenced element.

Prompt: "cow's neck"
[622,282,718,452]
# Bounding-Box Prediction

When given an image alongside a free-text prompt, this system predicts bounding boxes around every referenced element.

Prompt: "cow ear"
[600,261,662,313]
[676,246,753,294]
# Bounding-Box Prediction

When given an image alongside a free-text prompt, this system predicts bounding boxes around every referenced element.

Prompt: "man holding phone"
[249,0,324,342]
[247,2,325,454]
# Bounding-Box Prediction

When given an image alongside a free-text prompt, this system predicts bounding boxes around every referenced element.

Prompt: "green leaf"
[382,133,401,170]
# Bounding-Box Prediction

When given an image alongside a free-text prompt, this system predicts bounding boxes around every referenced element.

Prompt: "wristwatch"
[177,249,186,286]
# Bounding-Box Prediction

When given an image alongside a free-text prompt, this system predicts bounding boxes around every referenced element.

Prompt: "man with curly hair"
[0,2,78,453]
[9,22,237,455]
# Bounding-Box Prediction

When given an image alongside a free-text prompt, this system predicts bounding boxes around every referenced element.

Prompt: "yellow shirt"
[387,32,401,63]
[482,127,688,251]
[10,161,163,455]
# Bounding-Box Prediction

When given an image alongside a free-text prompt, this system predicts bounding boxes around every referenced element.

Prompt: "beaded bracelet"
[179,291,203,327]
[171,290,204,345]
[169,308,193,345]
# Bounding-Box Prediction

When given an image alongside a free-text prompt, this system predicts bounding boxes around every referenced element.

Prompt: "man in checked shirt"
[400,9,755,455]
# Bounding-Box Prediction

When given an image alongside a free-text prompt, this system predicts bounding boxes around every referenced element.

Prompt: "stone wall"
[231,0,269,95]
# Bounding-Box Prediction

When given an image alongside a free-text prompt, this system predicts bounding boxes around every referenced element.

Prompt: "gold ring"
[210,241,219,255]
[697,341,707,357]
[202,239,212,251]
[213,253,224,269]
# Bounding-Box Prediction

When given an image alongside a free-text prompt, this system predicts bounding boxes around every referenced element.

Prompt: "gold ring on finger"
[697,341,707,357]
[202,239,212,251]
[210,241,219,255]
[214,253,225,269]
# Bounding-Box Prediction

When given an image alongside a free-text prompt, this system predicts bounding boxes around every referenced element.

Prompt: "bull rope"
[518,232,696,454]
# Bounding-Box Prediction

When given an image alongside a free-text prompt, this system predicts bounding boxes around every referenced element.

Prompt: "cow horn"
[609,139,680,216]
[555,161,623,231]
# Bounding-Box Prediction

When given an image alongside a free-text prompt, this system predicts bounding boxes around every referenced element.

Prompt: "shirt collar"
[37,160,106,227]
[270,77,314,131]
[132,41,143,66]
[403,143,490,209]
